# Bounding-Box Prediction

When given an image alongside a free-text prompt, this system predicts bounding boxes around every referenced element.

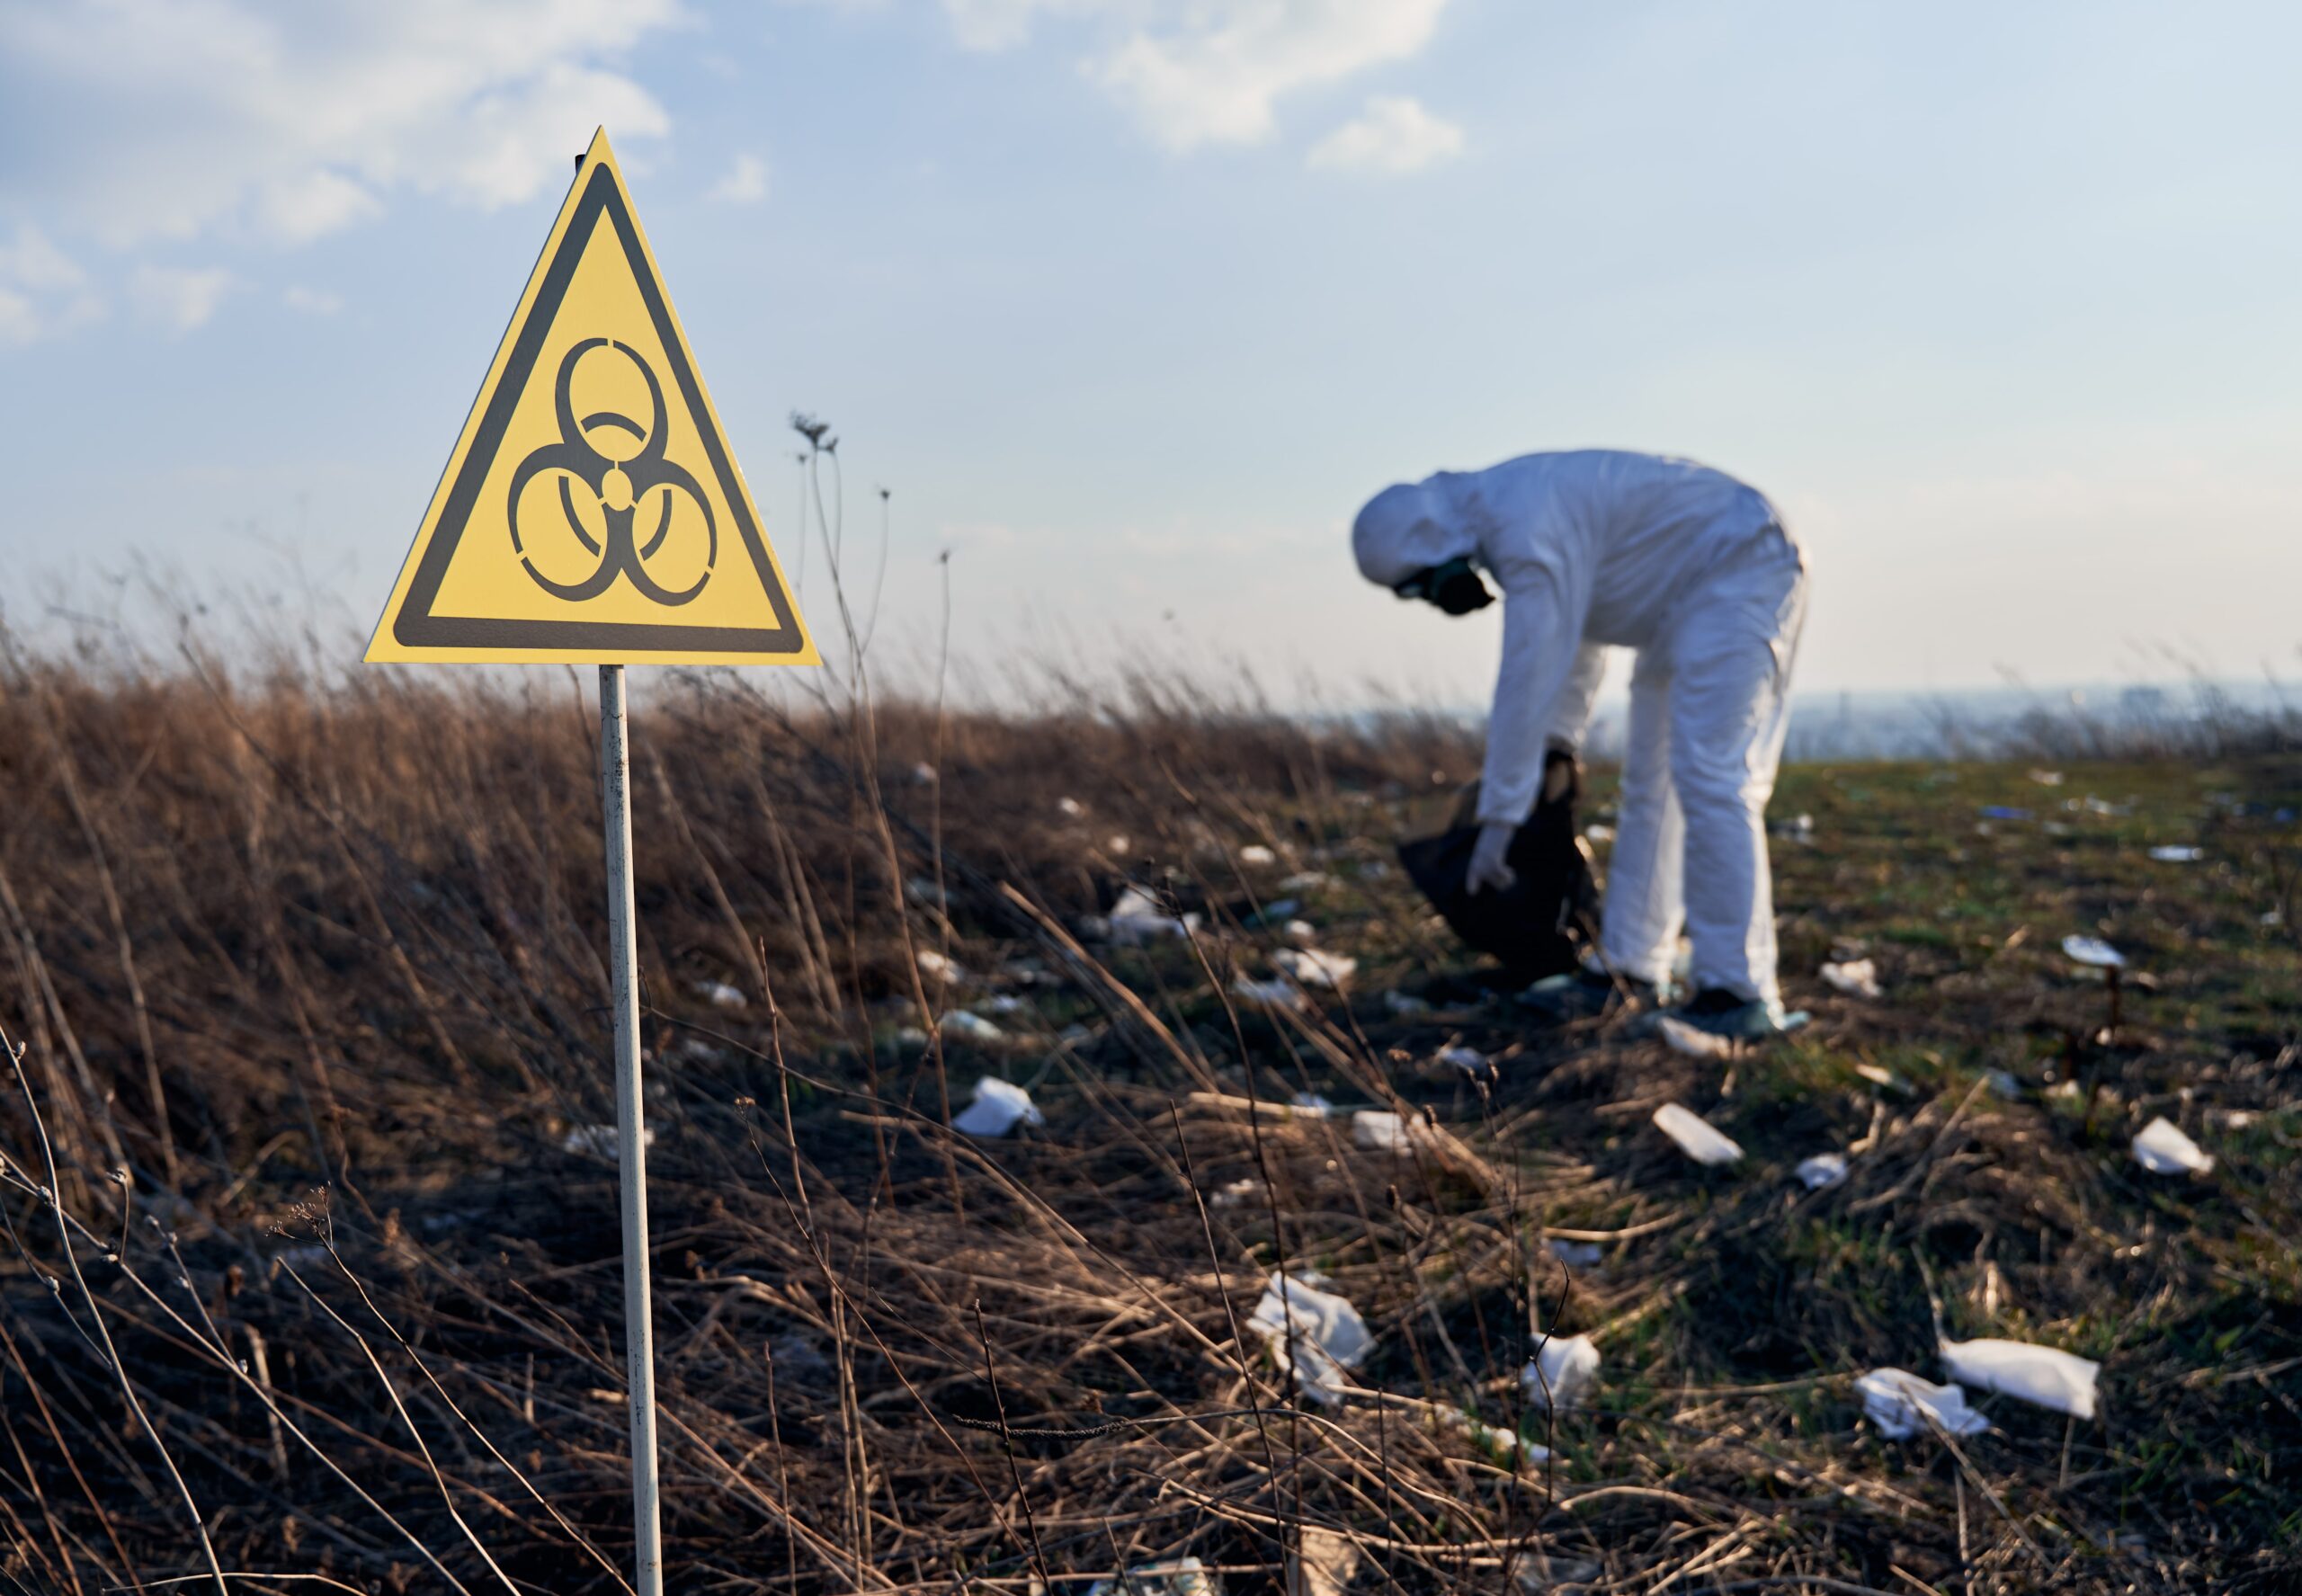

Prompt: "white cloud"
[0,224,103,343]
[283,284,342,315]
[1307,94,1462,174]
[940,0,1102,53]
[0,0,681,249]
[708,153,770,204]
[131,264,235,332]
[1094,0,1451,150]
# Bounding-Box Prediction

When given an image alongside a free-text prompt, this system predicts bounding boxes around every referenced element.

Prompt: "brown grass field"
[0,646,2297,1596]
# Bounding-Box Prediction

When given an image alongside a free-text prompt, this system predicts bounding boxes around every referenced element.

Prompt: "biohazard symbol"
[509,339,716,607]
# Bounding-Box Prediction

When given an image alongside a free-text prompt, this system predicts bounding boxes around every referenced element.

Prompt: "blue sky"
[3,0,2298,707]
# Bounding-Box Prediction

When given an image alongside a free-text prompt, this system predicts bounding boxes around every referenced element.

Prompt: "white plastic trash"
[2147,845,2203,863]
[2062,935,2126,969]
[1209,1178,1261,1208]
[1057,796,1085,817]
[1856,1368,1990,1440]
[916,949,966,985]
[1521,1332,1600,1409]
[1239,844,1277,867]
[1109,887,1200,946]
[1249,1272,1371,1406]
[1820,958,1882,999]
[1653,1103,1743,1166]
[1656,1016,1736,1060]
[1548,1239,1602,1269]
[1274,949,1357,987]
[951,1076,1042,1138]
[1438,1045,1488,1076]
[1796,1152,1849,1190]
[1085,1557,1219,1596]
[700,981,746,1011]
[2132,1116,2214,1175]
[1351,1110,1416,1153]
[1233,974,1307,1012]
[1938,1336,2100,1420]
[938,1011,1004,1045]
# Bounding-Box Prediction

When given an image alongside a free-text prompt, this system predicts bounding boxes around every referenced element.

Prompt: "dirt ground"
[0,669,2295,1594]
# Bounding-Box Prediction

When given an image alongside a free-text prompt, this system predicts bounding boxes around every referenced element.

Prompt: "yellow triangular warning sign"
[368,130,816,665]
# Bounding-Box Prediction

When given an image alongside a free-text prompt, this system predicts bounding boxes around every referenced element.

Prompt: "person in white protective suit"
[1353,450,1809,1038]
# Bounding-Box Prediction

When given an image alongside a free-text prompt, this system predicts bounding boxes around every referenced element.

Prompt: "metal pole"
[599,663,665,1596]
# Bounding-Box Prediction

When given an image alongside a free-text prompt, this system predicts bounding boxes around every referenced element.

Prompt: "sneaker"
[1669,986,1791,1040]
[1519,967,1655,1022]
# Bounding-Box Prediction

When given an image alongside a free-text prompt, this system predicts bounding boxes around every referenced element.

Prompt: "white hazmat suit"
[1354,450,1807,1010]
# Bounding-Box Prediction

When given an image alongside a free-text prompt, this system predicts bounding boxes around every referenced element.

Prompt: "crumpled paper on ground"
[2132,1116,2214,1174]
[1249,1272,1370,1406]
[1939,1335,2100,1420]
[1274,948,1357,987]
[1521,1331,1601,1409]
[951,1076,1041,1138]
[1653,1103,1743,1166]
[1820,958,1881,998]
[1856,1368,1991,1440]
[1796,1152,1850,1190]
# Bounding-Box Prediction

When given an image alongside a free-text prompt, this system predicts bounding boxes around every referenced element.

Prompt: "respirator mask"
[1394,556,1495,616]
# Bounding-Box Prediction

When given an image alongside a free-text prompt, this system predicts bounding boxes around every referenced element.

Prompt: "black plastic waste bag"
[1397,758,1599,985]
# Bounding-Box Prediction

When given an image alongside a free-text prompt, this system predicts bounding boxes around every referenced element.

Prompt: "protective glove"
[1465,821,1518,896]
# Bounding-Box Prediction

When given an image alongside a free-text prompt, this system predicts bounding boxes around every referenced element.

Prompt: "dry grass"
[0,642,2297,1596]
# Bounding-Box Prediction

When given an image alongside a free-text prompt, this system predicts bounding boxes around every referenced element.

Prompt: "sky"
[2,0,2298,710]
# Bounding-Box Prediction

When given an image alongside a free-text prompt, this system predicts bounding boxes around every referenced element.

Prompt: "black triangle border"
[392,164,806,655]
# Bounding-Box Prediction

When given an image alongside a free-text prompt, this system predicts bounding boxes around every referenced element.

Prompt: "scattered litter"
[562,1124,653,1156]
[975,994,1027,1015]
[938,1011,1005,1045]
[1443,1407,1542,1461]
[1057,796,1084,817]
[1985,1069,2023,1100]
[1584,823,1615,843]
[2147,845,2204,863]
[1980,806,2030,821]
[2132,1116,2214,1175]
[1244,897,1301,927]
[2081,796,2131,816]
[2218,1109,2257,1129]
[1796,1152,1850,1190]
[1384,990,1432,1016]
[1249,1273,1371,1406]
[909,762,937,785]
[1233,974,1307,1012]
[1280,871,1335,892]
[1107,835,1132,855]
[1438,1044,1488,1075]
[1209,1178,1262,1209]
[896,1025,930,1048]
[1239,844,1277,867]
[1939,1336,2100,1420]
[1274,948,1357,987]
[1548,1238,1603,1269]
[1283,919,1317,944]
[1656,1015,1737,1060]
[1522,1331,1601,1409]
[1287,1529,1360,1596]
[1351,1110,1416,1153]
[1652,1103,1743,1166]
[1855,1062,1908,1092]
[700,981,746,1011]
[1086,1557,1220,1596]
[2061,934,2126,969]
[915,949,966,985]
[1856,1368,1991,1440]
[951,1076,1041,1138]
[1109,887,1201,945]
[1820,958,1882,999]
[1290,1092,1338,1119]
[2029,770,2065,786]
